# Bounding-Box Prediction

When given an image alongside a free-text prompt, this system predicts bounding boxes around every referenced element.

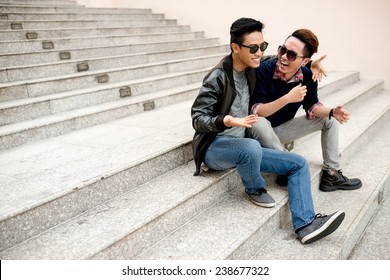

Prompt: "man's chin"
[252,61,261,68]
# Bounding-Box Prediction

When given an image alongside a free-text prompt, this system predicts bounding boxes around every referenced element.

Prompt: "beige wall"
[78,0,389,89]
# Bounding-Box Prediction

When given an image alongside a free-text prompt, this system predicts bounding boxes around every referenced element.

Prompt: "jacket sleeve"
[191,69,229,133]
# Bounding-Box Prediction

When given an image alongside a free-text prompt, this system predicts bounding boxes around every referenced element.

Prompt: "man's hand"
[311,54,328,82]
[332,105,350,124]
[284,84,307,103]
[224,114,259,128]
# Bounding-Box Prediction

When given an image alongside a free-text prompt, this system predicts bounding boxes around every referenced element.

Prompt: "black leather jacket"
[191,53,270,175]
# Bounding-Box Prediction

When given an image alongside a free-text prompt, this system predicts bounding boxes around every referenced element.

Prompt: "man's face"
[232,31,265,72]
[278,36,309,78]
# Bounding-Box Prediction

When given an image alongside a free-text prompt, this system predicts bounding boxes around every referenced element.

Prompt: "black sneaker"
[319,169,362,192]
[276,175,288,186]
[297,211,345,244]
[245,188,275,208]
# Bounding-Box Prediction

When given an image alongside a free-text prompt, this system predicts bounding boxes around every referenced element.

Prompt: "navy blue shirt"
[251,59,319,128]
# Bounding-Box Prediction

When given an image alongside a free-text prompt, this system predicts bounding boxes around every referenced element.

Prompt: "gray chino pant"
[248,115,340,171]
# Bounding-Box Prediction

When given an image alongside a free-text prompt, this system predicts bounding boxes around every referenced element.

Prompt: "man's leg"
[204,136,276,207]
[260,148,315,230]
[274,115,340,170]
[248,117,285,151]
[275,116,362,191]
[204,136,265,191]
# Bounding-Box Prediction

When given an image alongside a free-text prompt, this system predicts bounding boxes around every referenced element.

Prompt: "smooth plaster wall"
[77,0,389,89]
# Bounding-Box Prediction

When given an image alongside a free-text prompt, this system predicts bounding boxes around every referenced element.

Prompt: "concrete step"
[0,45,229,82]
[0,24,191,41]
[0,1,78,7]
[0,5,150,14]
[0,30,205,54]
[1,10,156,21]
[0,38,221,67]
[0,16,170,30]
[0,77,387,259]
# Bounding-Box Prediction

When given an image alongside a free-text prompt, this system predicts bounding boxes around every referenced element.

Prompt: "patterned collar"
[273,61,303,83]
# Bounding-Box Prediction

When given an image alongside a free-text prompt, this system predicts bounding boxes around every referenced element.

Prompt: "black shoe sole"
[302,211,345,244]
[319,181,362,192]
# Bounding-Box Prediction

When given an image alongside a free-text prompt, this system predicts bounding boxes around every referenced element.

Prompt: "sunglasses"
[278,45,306,62]
[239,41,268,54]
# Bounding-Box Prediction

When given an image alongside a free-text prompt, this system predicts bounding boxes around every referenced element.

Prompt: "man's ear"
[231,43,240,53]
[303,57,311,66]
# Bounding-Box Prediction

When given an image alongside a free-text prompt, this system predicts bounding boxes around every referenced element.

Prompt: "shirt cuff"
[306,102,323,119]
[251,103,261,115]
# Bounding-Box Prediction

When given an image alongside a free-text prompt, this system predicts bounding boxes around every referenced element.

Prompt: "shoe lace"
[314,213,327,219]
[251,188,268,195]
[337,169,348,181]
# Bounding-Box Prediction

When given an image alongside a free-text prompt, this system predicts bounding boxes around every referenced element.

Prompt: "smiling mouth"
[280,60,289,67]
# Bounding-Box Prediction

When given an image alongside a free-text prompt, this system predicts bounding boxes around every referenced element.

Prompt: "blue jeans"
[204,135,315,230]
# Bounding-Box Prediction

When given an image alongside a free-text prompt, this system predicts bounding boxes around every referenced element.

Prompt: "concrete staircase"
[0,0,389,260]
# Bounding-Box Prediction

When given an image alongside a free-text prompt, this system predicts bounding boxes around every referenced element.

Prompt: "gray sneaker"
[297,211,345,244]
[245,188,275,208]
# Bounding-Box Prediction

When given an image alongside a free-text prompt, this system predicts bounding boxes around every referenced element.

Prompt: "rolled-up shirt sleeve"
[306,102,323,119]
[251,103,261,115]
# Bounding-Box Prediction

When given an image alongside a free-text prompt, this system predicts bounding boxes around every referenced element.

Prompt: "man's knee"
[287,152,309,170]
[323,117,338,130]
[250,118,284,150]
[243,138,262,153]
[252,117,272,132]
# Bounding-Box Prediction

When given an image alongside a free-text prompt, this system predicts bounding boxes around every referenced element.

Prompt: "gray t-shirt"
[219,69,249,138]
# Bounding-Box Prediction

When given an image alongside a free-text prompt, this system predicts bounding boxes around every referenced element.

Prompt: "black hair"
[230,17,265,47]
